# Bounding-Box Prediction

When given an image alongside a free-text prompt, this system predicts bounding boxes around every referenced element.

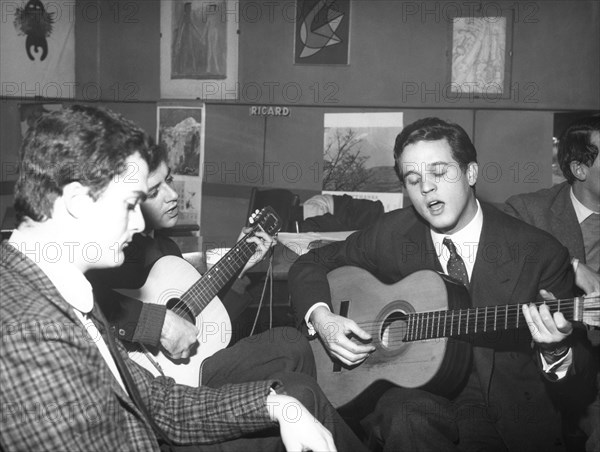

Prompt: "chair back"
[247,187,300,232]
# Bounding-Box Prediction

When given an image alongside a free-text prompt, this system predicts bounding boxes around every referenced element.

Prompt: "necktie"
[89,303,173,448]
[443,237,469,288]
[581,213,600,272]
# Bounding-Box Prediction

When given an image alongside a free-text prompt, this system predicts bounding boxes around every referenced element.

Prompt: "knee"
[273,327,313,360]
[271,371,322,412]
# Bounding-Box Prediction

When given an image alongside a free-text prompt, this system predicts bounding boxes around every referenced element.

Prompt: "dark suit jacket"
[289,202,591,450]
[0,241,277,451]
[504,182,585,261]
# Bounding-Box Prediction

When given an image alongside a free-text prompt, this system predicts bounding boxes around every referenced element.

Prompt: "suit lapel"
[399,212,443,274]
[9,247,142,412]
[470,204,525,401]
[550,184,585,260]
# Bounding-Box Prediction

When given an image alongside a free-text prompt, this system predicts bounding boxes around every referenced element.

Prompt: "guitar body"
[117,256,231,387]
[312,267,472,408]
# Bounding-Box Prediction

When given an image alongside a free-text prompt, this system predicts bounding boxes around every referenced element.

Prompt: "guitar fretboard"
[172,234,258,319]
[404,298,583,342]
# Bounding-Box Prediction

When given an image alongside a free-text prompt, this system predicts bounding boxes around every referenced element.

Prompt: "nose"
[130,204,145,233]
[165,183,178,202]
[420,174,436,194]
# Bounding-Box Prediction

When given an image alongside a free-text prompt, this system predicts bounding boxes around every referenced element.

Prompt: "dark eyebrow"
[426,161,450,170]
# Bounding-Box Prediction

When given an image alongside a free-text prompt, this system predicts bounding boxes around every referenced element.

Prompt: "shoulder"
[1,242,72,322]
[505,183,568,211]
[483,203,567,252]
[378,206,422,232]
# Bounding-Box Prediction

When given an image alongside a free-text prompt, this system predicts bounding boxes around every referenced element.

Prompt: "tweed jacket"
[289,202,592,451]
[0,242,277,451]
[504,182,586,261]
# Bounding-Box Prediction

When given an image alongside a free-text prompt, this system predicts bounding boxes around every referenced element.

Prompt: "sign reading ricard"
[249,106,291,117]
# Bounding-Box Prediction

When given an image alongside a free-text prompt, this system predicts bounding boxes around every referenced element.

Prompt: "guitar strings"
[339,296,600,346]
[169,230,259,319]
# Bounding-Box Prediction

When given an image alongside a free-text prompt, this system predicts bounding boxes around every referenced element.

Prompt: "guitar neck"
[405,298,583,342]
[180,233,257,317]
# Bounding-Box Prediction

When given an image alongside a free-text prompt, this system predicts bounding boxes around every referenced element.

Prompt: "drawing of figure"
[172,2,207,78]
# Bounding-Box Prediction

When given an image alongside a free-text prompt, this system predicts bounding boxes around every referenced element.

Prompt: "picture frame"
[447,11,513,98]
[156,105,206,226]
[322,112,404,212]
[160,0,239,100]
[294,0,351,65]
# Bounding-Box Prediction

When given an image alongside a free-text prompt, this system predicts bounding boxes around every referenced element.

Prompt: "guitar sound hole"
[166,298,195,324]
[380,311,408,350]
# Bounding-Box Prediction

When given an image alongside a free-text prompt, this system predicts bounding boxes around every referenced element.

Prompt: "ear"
[61,182,93,219]
[569,161,587,182]
[466,162,479,186]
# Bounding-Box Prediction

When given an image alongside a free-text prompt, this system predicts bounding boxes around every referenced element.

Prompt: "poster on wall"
[322,112,404,212]
[294,0,350,65]
[157,106,205,226]
[448,13,513,97]
[160,0,239,100]
[1,0,75,98]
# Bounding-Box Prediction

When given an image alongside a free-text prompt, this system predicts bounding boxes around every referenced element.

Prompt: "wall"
[1,0,599,246]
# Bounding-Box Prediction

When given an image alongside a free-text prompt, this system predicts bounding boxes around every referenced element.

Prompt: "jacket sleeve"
[288,220,385,327]
[123,342,279,445]
[92,284,166,347]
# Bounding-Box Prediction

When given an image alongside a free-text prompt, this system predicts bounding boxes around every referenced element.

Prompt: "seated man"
[504,115,600,451]
[288,117,596,451]
[0,105,366,451]
[87,143,316,387]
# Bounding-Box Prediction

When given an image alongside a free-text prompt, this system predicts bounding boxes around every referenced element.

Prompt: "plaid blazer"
[0,242,276,451]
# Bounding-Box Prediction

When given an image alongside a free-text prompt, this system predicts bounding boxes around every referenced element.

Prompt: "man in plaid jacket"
[0,105,366,452]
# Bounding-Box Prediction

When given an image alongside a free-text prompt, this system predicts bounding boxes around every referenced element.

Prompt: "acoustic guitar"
[117,206,282,387]
[311,266,600,408]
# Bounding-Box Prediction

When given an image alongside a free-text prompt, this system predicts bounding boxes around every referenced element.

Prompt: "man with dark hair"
[505,116,600,294]
[0,105,366,451]
[505,115,600,451]
[289,117,596,451]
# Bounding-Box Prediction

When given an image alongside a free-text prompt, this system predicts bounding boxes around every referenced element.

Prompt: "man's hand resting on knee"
[267,392,337,452]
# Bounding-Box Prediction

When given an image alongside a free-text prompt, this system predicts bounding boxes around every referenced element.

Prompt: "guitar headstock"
[248,206,283,236]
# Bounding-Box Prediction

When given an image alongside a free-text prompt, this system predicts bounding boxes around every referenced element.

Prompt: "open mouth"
[427,200,444,212]
[167,205,179,217]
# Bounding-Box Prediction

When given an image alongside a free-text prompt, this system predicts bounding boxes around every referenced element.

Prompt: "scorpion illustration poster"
[160,0,239,100]
[157,106,205,226]
[1,0,75,98]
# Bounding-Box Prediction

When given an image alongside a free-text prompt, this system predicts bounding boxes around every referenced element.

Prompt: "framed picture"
[156,106,205,225]
[322,112,404,212]
[160,0,239,100]
[1,0,75,98]
[448,12,513,98]
[294,0,351,65]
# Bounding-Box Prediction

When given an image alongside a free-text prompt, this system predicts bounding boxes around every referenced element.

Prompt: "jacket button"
[118,329,126,336]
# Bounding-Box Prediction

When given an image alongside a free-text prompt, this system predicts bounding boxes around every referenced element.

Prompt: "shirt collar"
[430,200,483,265]
[570,187,598,223]
[8,230,94,314]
